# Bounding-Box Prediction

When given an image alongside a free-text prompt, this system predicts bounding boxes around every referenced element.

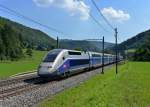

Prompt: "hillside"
[118,29,150,51]
[60,39,114,52]
[0,17,56,50]
[0,16,115,60]
[0,16,56,60]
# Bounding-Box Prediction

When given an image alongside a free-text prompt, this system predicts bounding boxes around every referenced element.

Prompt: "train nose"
[38,68,51,76]
[38,63,53,77]
[38,68,58,77]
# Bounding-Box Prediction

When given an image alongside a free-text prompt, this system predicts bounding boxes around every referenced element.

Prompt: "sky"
[0,0,150,43]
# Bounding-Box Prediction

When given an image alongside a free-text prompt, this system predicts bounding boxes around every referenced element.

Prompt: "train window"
[92,54,101,57]
[43,49,62,62]
[70,59,89,66]
[43,54,57,62]
[68,51,81,55]
[104,55,108,57]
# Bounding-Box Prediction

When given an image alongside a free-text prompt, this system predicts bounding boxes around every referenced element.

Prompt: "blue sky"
[0,0,150,43]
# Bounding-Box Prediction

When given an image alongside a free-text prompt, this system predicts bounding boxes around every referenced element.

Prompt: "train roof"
[49,49,115,56]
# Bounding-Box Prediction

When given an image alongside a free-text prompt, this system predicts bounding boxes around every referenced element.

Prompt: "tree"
[74,47,82,51]
[18,33,24,48]
[26,48,33,57]
[134,39,150,61]
[0,31,6,60]
[1,24,23,60]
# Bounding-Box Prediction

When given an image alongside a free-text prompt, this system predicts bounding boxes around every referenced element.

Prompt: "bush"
[133,40,150,61]
[26,48,33,57]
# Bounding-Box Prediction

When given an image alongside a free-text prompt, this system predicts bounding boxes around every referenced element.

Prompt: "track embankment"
[0,65,112,107]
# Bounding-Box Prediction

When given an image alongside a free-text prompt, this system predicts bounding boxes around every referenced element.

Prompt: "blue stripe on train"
[58,59,89,74]
[58,57,110,74]
[91,57,109,64]
[58,60,70,73]
[92,57,102,65]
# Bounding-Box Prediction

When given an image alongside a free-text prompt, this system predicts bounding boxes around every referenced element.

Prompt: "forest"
[0,17,56,60]
[0,24,23,60]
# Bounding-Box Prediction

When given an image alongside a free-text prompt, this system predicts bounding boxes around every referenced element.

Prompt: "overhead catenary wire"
[90,0,115,30]
[0,2,119,42]
[0,4,67,36]
[0,3,111,38]
[89,13,112,34]
[0,1,119,74]
[90,0,119,74]
[78,1,112,34]
[0,7,17,17]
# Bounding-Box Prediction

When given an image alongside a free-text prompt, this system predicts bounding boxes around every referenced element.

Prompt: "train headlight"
[47,66,52,71]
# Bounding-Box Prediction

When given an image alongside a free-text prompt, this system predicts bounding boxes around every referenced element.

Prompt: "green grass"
[126,49,136,53]
[38,62,150,107]
[0,50,47,78]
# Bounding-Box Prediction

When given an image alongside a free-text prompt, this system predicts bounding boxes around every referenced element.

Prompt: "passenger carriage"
[38,49,120,77]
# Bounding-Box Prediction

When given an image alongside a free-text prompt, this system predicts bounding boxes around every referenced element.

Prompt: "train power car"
[38,49,121,77]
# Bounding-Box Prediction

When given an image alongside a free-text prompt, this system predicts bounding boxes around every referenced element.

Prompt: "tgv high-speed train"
[38,49,122,77]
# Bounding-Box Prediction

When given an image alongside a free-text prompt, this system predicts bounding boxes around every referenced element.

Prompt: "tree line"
[0,24,23,60]
[133,38,150,61]
[0,16,59,61]
[0,23,37,60]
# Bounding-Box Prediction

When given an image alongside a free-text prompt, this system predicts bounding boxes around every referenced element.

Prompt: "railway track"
[0,73,37,87]
[0,62,120,101]
[0,83,39,100]
[0,77,51,100]
[0,73,40,100]
[0,63,119,107]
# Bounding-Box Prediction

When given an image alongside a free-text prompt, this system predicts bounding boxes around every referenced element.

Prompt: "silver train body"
[38,49,122,77]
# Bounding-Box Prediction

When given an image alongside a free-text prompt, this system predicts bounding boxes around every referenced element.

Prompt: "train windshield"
[43,49,62,62]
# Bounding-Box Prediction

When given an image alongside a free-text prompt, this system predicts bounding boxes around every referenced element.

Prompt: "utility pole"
[57,36,59,48]
[115,28,118,74]
[101,36,104,74]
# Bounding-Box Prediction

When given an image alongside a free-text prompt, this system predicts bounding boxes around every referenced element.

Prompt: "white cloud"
[33,0,54,7]
[101,7,130,22]
[33,0,90,21]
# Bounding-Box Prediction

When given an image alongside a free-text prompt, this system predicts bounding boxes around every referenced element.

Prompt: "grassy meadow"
[0,50,47,78]
[38,62,150,107]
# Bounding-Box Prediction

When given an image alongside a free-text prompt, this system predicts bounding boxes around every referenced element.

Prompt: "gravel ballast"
[0,66,112,107]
